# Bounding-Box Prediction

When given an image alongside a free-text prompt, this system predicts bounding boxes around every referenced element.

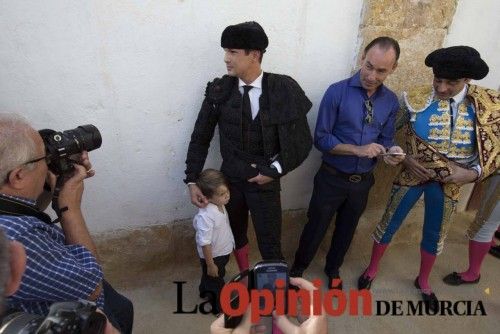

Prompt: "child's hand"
[208,262,219,277]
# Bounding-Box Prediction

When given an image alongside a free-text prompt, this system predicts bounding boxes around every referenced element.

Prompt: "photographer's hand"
[104,321,121,334]
[96,309,121,334]
[59,161,102,301]
[274,277,328,334]
[210,307,266,334]
[59,162,97,255]
[76,151,96,178]
[58,164,86,213]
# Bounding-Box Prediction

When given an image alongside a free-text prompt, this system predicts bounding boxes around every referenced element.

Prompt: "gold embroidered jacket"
[394,84,500,200]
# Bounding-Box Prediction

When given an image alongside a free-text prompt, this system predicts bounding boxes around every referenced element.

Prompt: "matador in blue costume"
[356,46,499,311]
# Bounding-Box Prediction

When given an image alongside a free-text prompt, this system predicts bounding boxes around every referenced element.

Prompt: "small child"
[193,169,234,313]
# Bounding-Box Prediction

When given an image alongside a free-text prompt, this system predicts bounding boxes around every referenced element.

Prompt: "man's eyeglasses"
[364,100,373,124]
[24,155,51,166]
[3,155,50,183]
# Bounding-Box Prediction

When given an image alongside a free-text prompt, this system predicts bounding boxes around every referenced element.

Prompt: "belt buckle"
[348,174,362,183]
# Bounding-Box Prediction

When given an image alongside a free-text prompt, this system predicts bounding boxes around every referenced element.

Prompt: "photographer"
[0,113,133,333]
[0,229,120,333]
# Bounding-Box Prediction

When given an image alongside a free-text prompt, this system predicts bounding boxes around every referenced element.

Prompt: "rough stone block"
[362,0,457,29]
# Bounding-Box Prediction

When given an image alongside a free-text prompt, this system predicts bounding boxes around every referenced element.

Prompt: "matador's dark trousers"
[226,181,283,261]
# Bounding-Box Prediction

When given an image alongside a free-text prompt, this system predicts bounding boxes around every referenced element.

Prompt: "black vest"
[242,106,265,157]
[218,75,280,184]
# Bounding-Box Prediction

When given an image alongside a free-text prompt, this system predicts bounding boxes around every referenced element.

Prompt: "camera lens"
[38,124,102,175]
[63,125,102,153]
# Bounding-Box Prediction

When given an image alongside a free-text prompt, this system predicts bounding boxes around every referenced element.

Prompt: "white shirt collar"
[238,71,263,90]
[452,84,468,104]
[205,202,225,215]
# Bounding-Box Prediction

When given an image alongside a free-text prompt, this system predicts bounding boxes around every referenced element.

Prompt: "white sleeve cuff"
[471,165,482,179]
[271,161,282,174]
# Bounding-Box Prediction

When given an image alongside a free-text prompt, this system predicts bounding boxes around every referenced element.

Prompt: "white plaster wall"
[444,0,500,211]
[0,0,364,232]
[2,1,499,233]
[445,0,500,89]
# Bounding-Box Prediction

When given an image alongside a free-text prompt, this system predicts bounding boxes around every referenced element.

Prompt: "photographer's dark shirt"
[0,194,104,315]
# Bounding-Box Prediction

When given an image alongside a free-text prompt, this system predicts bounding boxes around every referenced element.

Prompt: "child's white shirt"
[193,203,235,258]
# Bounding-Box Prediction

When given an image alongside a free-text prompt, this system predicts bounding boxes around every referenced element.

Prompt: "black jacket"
[184,73,313,184]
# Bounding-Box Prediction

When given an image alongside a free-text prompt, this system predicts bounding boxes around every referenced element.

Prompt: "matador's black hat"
[425,46,489,80]
[221,21,268,51]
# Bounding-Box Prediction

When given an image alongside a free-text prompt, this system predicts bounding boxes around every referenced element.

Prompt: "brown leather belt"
[321,163,372,183]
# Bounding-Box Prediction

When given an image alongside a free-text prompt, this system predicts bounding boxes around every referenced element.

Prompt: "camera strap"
[0,194,53,225]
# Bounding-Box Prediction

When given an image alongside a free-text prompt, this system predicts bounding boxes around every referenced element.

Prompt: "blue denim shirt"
[314,71,399,173]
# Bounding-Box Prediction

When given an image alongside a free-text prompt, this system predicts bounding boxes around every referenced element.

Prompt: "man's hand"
[402,154,433,182]
[273,277,328,334]
[355,143,386,158]
[58,164,88,211]
[383,146,406,166]
[210,307,266,334]
[96,309,121,334]
[188,184,208,208]
[77,151,96,178]
[55,151,95,211]
[57,152,99,260]
[441,163,478,186]
[248,174,273,185]
[207,262,219,277]
[104,320,120,334]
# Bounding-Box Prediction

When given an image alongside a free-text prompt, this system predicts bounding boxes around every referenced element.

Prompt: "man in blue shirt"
[290,37,405,288]
[0,113,133,333]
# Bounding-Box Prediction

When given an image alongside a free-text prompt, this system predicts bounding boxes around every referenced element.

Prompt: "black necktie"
[241,85,253,151]
[242,85,253,119]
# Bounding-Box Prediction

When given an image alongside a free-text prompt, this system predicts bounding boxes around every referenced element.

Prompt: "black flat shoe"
[443,272,480,286]
[357,273,374,290]
[414,277,438,312]
[489,245,500,259]
[326,272,342,290]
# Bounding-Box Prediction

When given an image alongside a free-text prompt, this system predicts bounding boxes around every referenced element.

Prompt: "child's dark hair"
[196,169,228,198]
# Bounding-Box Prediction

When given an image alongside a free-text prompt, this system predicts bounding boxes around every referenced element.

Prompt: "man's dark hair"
[196,169,228,198]
[364,36,400,61]
[244,49,265,63]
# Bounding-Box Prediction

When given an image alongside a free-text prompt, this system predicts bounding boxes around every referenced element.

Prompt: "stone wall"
[357,0,459,209]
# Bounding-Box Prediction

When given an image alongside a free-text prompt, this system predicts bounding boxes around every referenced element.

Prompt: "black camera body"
[224,260,289,329]
[0,300,106,334]
[39,125,102,176]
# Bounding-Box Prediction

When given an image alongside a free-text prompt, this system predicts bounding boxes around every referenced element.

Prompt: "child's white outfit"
[193,203,235,312]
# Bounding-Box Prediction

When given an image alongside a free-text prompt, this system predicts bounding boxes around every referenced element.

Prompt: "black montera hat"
[425,46,489,80]
[221,21,268,51]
